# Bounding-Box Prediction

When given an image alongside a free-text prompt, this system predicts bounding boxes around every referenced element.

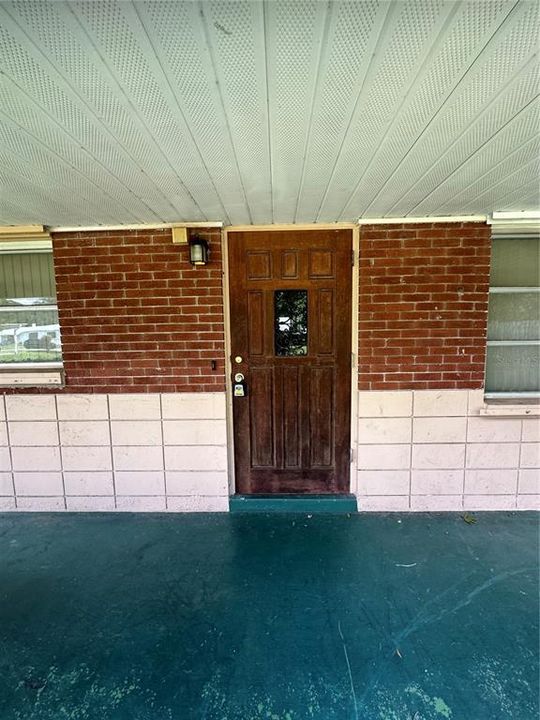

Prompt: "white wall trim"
[491,211,540,220]
[357,215,487,225]
[221,228,236,496]
[0,371,63,386]
[350,225,360,498]
[480,404,540,417]
[223,225,357,496]
[49,222,224,233]
[224,223,357,231]
[490,222,540,235]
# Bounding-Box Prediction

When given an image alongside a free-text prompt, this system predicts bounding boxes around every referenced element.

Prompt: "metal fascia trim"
[356,215,488,225]
[49,222,223,232]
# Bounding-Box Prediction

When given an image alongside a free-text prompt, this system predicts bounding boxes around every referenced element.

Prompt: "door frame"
[221,223,359,497]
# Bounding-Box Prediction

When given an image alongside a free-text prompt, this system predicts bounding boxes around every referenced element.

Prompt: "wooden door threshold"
[229,494,357,514]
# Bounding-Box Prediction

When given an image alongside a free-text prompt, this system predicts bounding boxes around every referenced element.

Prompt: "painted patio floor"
[0,512,538,720]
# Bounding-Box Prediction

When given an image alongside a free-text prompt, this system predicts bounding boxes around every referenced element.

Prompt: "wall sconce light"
[189,235,209,266]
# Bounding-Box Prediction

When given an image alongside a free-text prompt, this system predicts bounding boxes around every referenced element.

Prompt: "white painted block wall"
[0,390,538,512]
[0,393,229,512]
[355,390,540,511]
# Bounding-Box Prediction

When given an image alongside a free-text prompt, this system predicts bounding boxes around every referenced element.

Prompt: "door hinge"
[351,249,355,266]
[350,447,354,464]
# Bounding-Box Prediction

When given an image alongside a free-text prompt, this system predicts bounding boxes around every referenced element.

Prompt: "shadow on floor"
[0,511,538,719]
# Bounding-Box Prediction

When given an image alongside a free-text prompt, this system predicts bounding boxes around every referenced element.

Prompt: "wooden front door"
[228,229,352,494]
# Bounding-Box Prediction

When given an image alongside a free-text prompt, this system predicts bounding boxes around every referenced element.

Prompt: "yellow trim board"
[0,225,50,240]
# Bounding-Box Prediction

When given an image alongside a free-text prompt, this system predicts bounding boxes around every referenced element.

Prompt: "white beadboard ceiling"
[0,0,538,227]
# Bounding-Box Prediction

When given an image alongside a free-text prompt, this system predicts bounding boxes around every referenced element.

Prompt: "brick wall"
[51,227,225,393]
[358,222,491,391]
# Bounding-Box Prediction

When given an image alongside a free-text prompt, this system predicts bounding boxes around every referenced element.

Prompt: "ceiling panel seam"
[0,144,121,223]
[0,115,137,222]
[262,0,275,223]
[459,156,540,212]
[293,1,383,222]
[318,0,463,220]
[313,0,399,223]
[0,169,88,223]
[336,0,462,220]
[196,1,251,225]
[266,1,332,222]
[128,0,234,224]
[292,0,333,224]
[464,176,540,215]
[504,187,540,209]
[430,108,540,213]
[376,2,540,216]
[0,2,184,221]
[385,53,540,216]
[407,85,540,214]
[0,94,150,223]
[0,0,537,224]
[200,1,272,224]
[0,195,50,225]
[430,104,540,210]
[342,0,520,219]
[362,0,528,216]
[0,24,167,221]
[65,0,206,220]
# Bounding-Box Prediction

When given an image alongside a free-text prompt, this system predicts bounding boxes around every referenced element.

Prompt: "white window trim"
[480,400,540,417]
[0,227,63,386]
[0,369,63,386]
[485,222,540,411]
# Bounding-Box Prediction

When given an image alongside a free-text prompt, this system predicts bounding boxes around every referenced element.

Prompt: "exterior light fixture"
[189,235,209,266]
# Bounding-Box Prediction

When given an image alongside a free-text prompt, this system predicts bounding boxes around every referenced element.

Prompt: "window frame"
[485,229,540,402]
[0,236,63,386]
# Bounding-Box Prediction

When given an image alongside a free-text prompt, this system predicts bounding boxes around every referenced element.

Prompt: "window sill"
[0,367,64,387]
[480,397,540,417]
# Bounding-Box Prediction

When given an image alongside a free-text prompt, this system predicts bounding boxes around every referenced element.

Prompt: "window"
[0,242,62,383]
[486,235,540,396]
[274,289,308,356]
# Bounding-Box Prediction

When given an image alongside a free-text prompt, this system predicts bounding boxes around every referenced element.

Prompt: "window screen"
[486,236,540,394]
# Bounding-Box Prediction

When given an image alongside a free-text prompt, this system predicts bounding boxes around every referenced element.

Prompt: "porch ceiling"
[0,0,538,228]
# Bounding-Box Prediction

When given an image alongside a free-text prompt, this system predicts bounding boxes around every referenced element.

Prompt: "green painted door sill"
[229,494,358,513]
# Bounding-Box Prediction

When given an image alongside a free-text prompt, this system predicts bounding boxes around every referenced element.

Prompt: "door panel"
[309,366,334,468]
[283,366,300,469]
[247,291,264,356]
[249,367,274,467]
[229,229,352,494]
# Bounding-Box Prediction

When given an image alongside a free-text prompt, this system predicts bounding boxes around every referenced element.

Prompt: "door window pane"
[274,290,308,356]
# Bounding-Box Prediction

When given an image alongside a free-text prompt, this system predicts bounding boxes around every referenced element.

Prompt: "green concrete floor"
[0,512,538,720]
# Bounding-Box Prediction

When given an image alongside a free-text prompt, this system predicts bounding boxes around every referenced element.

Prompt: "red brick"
[358,221,491,391]
[20,228,227,394]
